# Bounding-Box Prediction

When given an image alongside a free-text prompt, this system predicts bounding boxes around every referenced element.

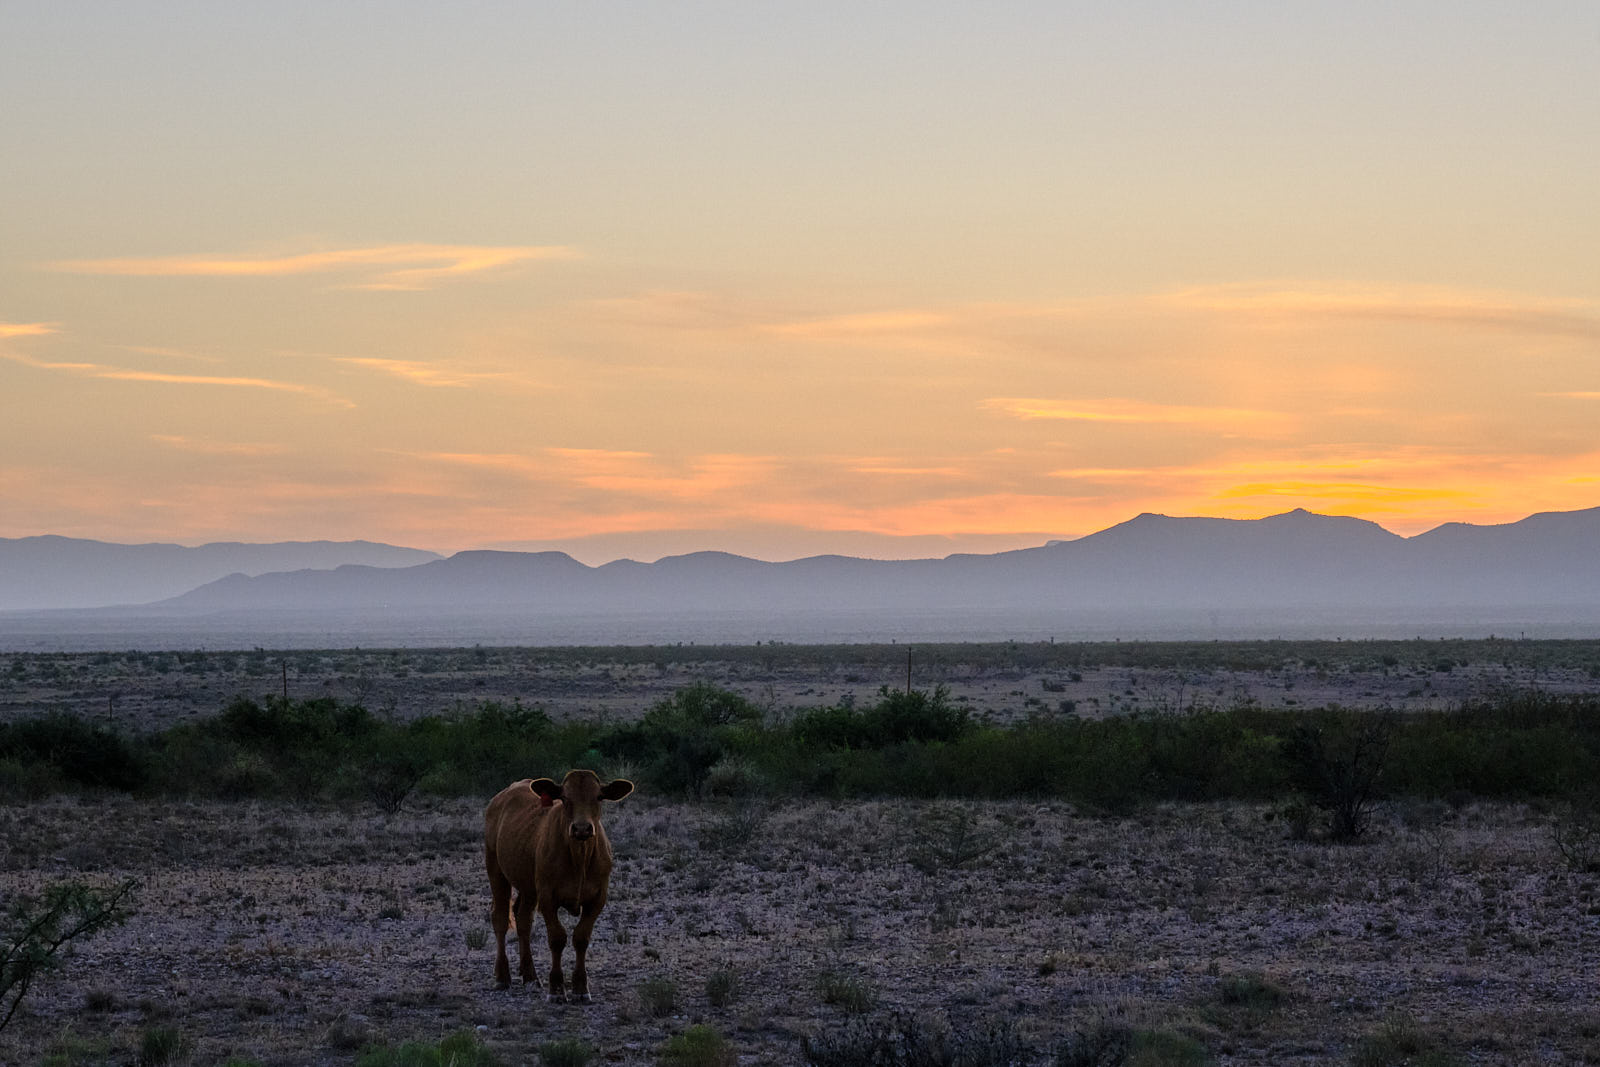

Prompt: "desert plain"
[3,640,1599,1066]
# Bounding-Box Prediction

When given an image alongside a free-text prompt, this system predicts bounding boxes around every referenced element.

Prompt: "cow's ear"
[529,778,562,803]
[600,778,634,802]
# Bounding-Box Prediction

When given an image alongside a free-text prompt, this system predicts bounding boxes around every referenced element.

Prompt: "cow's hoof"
[573,993,592,1004]
[546,992,567,1004]
[494,978,510,991]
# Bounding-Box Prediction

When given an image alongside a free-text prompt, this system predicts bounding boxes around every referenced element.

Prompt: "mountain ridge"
[140,506,1600,616]
[6,507,1599,620]
[0,537,443,610]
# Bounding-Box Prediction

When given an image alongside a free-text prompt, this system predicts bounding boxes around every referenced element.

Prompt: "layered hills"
[0,537,440,611]
[4,508,1597,649]
[140,506,1600,614]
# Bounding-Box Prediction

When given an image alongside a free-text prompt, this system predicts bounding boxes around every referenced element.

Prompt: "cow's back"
[484,779,545,891]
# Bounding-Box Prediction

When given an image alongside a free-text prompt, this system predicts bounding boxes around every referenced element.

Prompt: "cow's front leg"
[540,899,569,1002]
[570,893,607,1002]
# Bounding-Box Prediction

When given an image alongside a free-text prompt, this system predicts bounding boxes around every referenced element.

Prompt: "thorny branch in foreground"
[1,878,138,1032]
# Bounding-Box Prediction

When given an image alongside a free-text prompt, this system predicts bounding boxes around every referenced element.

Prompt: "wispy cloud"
[556,452,777,498]
[546,447,656,462]
[1214,481,1472,504]
[846,463,968,478]
[334,356,529,389]
[0,322,59,339]
[150,434,289,456]
[122,344,224,364]
[1,350,352,407]
[762,310,954,338]
[413,448,778,503]
[983,396,1291,431]
[414,452,547,475]
[583,291,777,332]
[50,243,576,290]
[1168,283,1600,338]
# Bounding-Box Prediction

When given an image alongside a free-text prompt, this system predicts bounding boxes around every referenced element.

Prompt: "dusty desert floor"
[5,642,1600,1064]
[3,793,1598,1066]
[6,640,1600,733]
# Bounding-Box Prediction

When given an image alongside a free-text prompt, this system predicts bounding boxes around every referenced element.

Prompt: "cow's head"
[530,770,634,842]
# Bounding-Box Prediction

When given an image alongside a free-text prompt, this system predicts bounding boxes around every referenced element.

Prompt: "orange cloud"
[334,356,530,389]
[546,447,655,462]
[0,322,59,339]
[2,350,351,407]
[150,434,289,456]
[1215,481,1473,504]
[1167,283,1600,338]
[846,464,968,478]
[409,449,783,508]
[411,452,548,476]
[583,291,778,332]
[984,396,1292,432]
[123,344,224,364]
[50,243,575,290]
[564,453,778,499]
[762,310,954,338]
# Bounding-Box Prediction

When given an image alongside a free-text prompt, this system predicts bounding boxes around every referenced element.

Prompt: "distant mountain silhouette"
[142,506,1600,616]
[0,536,442,610]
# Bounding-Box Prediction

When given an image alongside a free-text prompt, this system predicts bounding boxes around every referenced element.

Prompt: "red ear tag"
[539,794,554,808]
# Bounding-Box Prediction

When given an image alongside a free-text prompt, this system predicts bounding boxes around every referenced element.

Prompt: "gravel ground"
[3,794,1598,1065]
[6,644,1599,733]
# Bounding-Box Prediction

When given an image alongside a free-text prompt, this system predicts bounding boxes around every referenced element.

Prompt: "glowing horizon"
[4,4,1597,565]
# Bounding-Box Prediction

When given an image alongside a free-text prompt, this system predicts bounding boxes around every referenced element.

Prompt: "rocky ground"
[3,793,1598,1066]
[6,642,1600,733]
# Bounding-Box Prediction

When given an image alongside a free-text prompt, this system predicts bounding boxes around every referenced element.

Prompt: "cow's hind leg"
[513,890,538,985]
[486,852,513,990]
[540,898,569,1003]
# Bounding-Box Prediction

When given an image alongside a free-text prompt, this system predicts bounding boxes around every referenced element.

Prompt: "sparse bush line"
[3,685,1597,819]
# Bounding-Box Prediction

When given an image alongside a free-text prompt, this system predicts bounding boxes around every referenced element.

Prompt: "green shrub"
[604,684,763,796]
[792,686,971,750]
[1125,1029,1211,1067]
[0,755,60,801]
[7,680,1600,811]
[704,968,738,1007]
[356,1030,499,1067]
[1209,971,1286,1032]
[1282,709,1393,841]
[1218,971,1285,1010]
[137,1024,184,1066]
[1349,1017,1462,1067]
[0,714,146,791]
[816,969,877,1014]
[902,804,995,874]
[804,1015,1026,1067]
[1054,1023,1131,1067]
[638,975,679,1017]
[660,1025,736,1067]
[538,1037,597,1067]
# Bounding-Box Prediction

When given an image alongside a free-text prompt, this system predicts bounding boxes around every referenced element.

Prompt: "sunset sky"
[4,3,1597,562]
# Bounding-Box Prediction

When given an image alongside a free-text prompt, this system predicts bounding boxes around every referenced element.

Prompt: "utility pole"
[281,661,289,705]
[906,648,913,694]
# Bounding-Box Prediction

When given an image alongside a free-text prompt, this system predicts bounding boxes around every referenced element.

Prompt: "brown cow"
[483,770,634,1000]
